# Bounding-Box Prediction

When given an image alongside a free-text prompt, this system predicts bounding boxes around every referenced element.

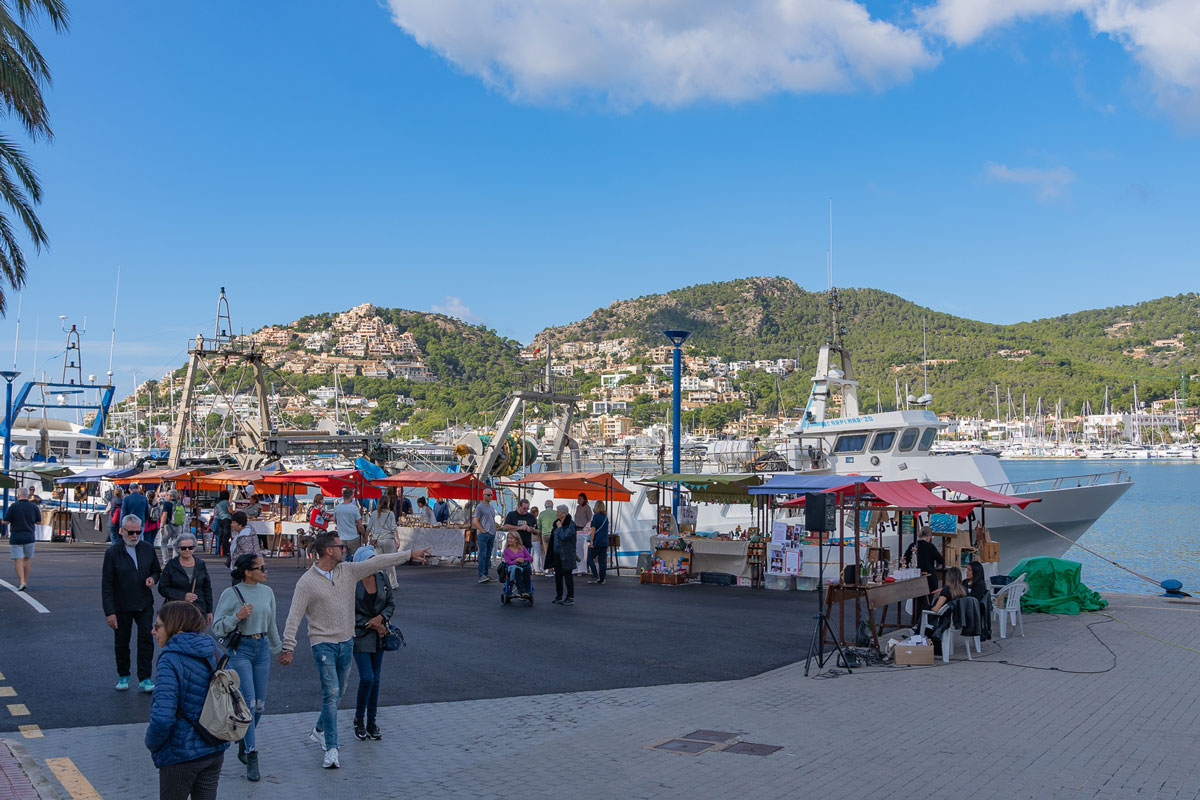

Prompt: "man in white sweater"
[280,531,429,768]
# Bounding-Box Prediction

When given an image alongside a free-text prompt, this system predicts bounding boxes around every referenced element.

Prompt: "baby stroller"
[498,560,534,605]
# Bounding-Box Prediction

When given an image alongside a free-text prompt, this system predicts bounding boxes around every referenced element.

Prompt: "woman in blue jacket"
[145,601,228,800]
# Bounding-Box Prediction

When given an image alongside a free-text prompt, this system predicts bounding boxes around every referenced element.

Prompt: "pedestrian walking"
[145,601,228,800]
[368,495,400,589]
[121,484,150,543]
[157,489,184,565]
[228,511,262,564]
[214,491,233,563]
[308,493,330,532]
[279,532,429,768]
[144,489,162,552]
[586,500,610,585]
[332,487,366,559]
[4,487,39,591]
[573,492,593,532]
[548,505,578,605]
[106,487,125,546]
[213,553,281,782]
[158,533,213,625]
[350,546,395,742]
[536,499,556,575]
[472,488,498,583]
[102,515,162,691]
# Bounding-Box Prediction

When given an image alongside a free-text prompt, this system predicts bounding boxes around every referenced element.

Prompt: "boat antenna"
[107,266,120,382]
[827,199,833,291]
[11,290,20,370]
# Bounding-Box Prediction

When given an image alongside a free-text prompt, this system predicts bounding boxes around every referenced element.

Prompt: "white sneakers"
[322,747,340,769]
[308,728,324,747]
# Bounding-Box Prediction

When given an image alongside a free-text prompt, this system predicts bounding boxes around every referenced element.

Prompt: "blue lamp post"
[662,330,691,519]
[1,370,20,517]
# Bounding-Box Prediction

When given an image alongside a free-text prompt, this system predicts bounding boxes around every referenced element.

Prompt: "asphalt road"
[0,542,817,733]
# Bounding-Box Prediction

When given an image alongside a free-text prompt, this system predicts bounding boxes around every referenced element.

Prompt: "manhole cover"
[723,742,783,756]
[651,739,717,755]
[682,729,739,743]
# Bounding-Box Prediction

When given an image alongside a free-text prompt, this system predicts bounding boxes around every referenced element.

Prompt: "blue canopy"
[55,465,140,484]
[747,474,877,496]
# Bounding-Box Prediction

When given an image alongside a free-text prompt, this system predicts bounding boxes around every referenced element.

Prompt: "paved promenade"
[5,592,1199,800]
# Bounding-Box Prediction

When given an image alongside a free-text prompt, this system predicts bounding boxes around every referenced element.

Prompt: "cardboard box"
[893,644,935,666]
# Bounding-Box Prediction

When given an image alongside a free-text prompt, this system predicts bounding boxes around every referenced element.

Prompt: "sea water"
[1003,460,1200,595]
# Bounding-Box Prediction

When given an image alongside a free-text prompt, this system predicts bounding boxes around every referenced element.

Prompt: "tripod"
[804,529,852,676]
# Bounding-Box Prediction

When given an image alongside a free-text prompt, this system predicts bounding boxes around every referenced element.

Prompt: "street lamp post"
[662,330,691,520]
[1,370,21,517]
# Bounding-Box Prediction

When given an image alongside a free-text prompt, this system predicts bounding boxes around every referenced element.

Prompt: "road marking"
[18,723,43,738]
[0,671,5,679]
[0,686,15,696]
[0,578,50,613]
[46,757,104,800]
[7,703,30,715]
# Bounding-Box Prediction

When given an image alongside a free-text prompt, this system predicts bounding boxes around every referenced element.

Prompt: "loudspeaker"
[805,492,836,531]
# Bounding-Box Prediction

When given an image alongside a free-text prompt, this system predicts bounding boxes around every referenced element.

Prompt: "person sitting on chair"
[930,566,966,614]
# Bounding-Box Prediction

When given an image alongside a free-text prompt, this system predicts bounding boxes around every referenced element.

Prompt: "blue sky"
[1,0,1198,398]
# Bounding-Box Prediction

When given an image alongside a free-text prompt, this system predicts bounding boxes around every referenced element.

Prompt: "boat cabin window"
[870,431,897,452]
[917,428,937,451]
[50,440,70,455]
[833,433,869,454]
[77,441,93,455]
[897,428,919,452]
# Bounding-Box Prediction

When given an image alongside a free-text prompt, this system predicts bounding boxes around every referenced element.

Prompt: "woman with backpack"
[212,553,281,782]
[145,601,229,800]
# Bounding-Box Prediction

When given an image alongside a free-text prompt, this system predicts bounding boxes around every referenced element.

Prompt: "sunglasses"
[250,565,268,572]
[179,546,195,551]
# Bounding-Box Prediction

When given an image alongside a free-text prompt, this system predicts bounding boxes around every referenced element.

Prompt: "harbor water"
[1004,460,1200,595]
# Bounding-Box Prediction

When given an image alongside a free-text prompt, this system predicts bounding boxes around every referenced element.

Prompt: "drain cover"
[723,742,783,756]
[651,738,717,755]
[682,730,739,744]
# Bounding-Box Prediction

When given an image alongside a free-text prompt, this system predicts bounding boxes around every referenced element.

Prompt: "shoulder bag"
[217,586,248,652]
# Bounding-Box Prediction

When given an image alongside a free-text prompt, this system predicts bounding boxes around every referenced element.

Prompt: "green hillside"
[533,277,1199,418]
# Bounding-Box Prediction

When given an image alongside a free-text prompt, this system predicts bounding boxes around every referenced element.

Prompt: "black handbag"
[218,586,248,652]
[381,623,405,652]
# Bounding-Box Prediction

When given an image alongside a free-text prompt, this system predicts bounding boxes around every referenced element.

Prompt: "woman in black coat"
[351,546,396,742]
[158,532,214,625]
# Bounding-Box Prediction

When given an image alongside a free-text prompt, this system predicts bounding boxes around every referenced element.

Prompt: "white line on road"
[0,578,50,613]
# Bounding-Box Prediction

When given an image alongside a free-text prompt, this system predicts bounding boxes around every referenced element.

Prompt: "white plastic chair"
[992,575,1028,639]
[919,606,979,663]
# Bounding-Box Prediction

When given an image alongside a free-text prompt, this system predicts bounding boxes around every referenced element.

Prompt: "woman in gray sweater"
[212,553,282,783]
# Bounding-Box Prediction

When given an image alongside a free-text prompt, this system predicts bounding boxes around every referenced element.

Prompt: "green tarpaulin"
[1010,557,1107,615]
[646,473,764,505]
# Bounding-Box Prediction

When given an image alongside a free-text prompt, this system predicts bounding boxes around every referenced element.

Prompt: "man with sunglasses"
[101,514,162,692]
[279,532,430,769]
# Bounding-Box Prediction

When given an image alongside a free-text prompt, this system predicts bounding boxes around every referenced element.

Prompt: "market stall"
[52,466,140,543]
[258,469,380,560]
[640,474,766,586]
[372,471,487,564]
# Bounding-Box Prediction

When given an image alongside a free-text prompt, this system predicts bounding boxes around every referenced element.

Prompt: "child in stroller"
[499,532,534,604]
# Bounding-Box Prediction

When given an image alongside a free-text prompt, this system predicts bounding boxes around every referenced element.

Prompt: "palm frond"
[0,209,27,314]
[8,0,69,33]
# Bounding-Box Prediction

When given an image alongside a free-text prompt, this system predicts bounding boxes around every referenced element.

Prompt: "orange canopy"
[113,467,206,486]
[372,471,488,501]
[192,469,271,491]
[510,472,632,502]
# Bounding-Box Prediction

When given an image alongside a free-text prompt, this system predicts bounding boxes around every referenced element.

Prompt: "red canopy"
[509,472,632,502]
[258,469,381,499]
[372,471,488,501]
[934,481,1040,509]
[777,482,878,507]
[781,479,979,516]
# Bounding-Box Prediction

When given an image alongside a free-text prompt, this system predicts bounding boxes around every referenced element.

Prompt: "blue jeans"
[227,637,271,753]
[352,650,385,725]
[109,521,120,546]
[477,532,495,578]
[311,640,352,750]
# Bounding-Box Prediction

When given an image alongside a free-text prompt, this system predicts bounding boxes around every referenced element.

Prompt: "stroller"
[498,560,534,605]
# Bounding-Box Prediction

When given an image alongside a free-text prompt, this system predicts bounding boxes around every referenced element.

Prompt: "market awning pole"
[663,329,690,520]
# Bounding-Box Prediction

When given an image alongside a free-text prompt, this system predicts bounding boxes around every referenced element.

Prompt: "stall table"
[394,526,471,562]
[686,538,752,580]
[823,575,931,652]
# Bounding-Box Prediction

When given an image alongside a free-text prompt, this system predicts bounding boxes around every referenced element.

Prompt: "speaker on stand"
[804,490,852,676]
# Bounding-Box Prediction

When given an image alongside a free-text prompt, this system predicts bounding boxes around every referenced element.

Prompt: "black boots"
[245,751,260,782]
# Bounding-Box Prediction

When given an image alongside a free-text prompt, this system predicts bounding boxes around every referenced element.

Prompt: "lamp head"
[662,329,692,348]
[0,370,20,382]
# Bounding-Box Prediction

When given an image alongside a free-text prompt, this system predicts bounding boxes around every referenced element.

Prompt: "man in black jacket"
[102,514,162,692]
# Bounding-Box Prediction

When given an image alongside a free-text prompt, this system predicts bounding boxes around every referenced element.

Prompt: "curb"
[0,739,66,800]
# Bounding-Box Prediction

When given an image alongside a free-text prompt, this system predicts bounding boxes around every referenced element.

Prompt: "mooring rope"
[1010,507,1162,589]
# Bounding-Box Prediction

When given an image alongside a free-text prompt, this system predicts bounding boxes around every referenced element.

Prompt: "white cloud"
[430,296,483,323]
[921,1,1200,123]
[985,162,1077,201]
[385,0,936,107]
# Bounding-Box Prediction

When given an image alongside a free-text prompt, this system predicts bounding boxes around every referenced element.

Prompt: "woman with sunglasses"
[212,553,281,783]
[158,533,214,626]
